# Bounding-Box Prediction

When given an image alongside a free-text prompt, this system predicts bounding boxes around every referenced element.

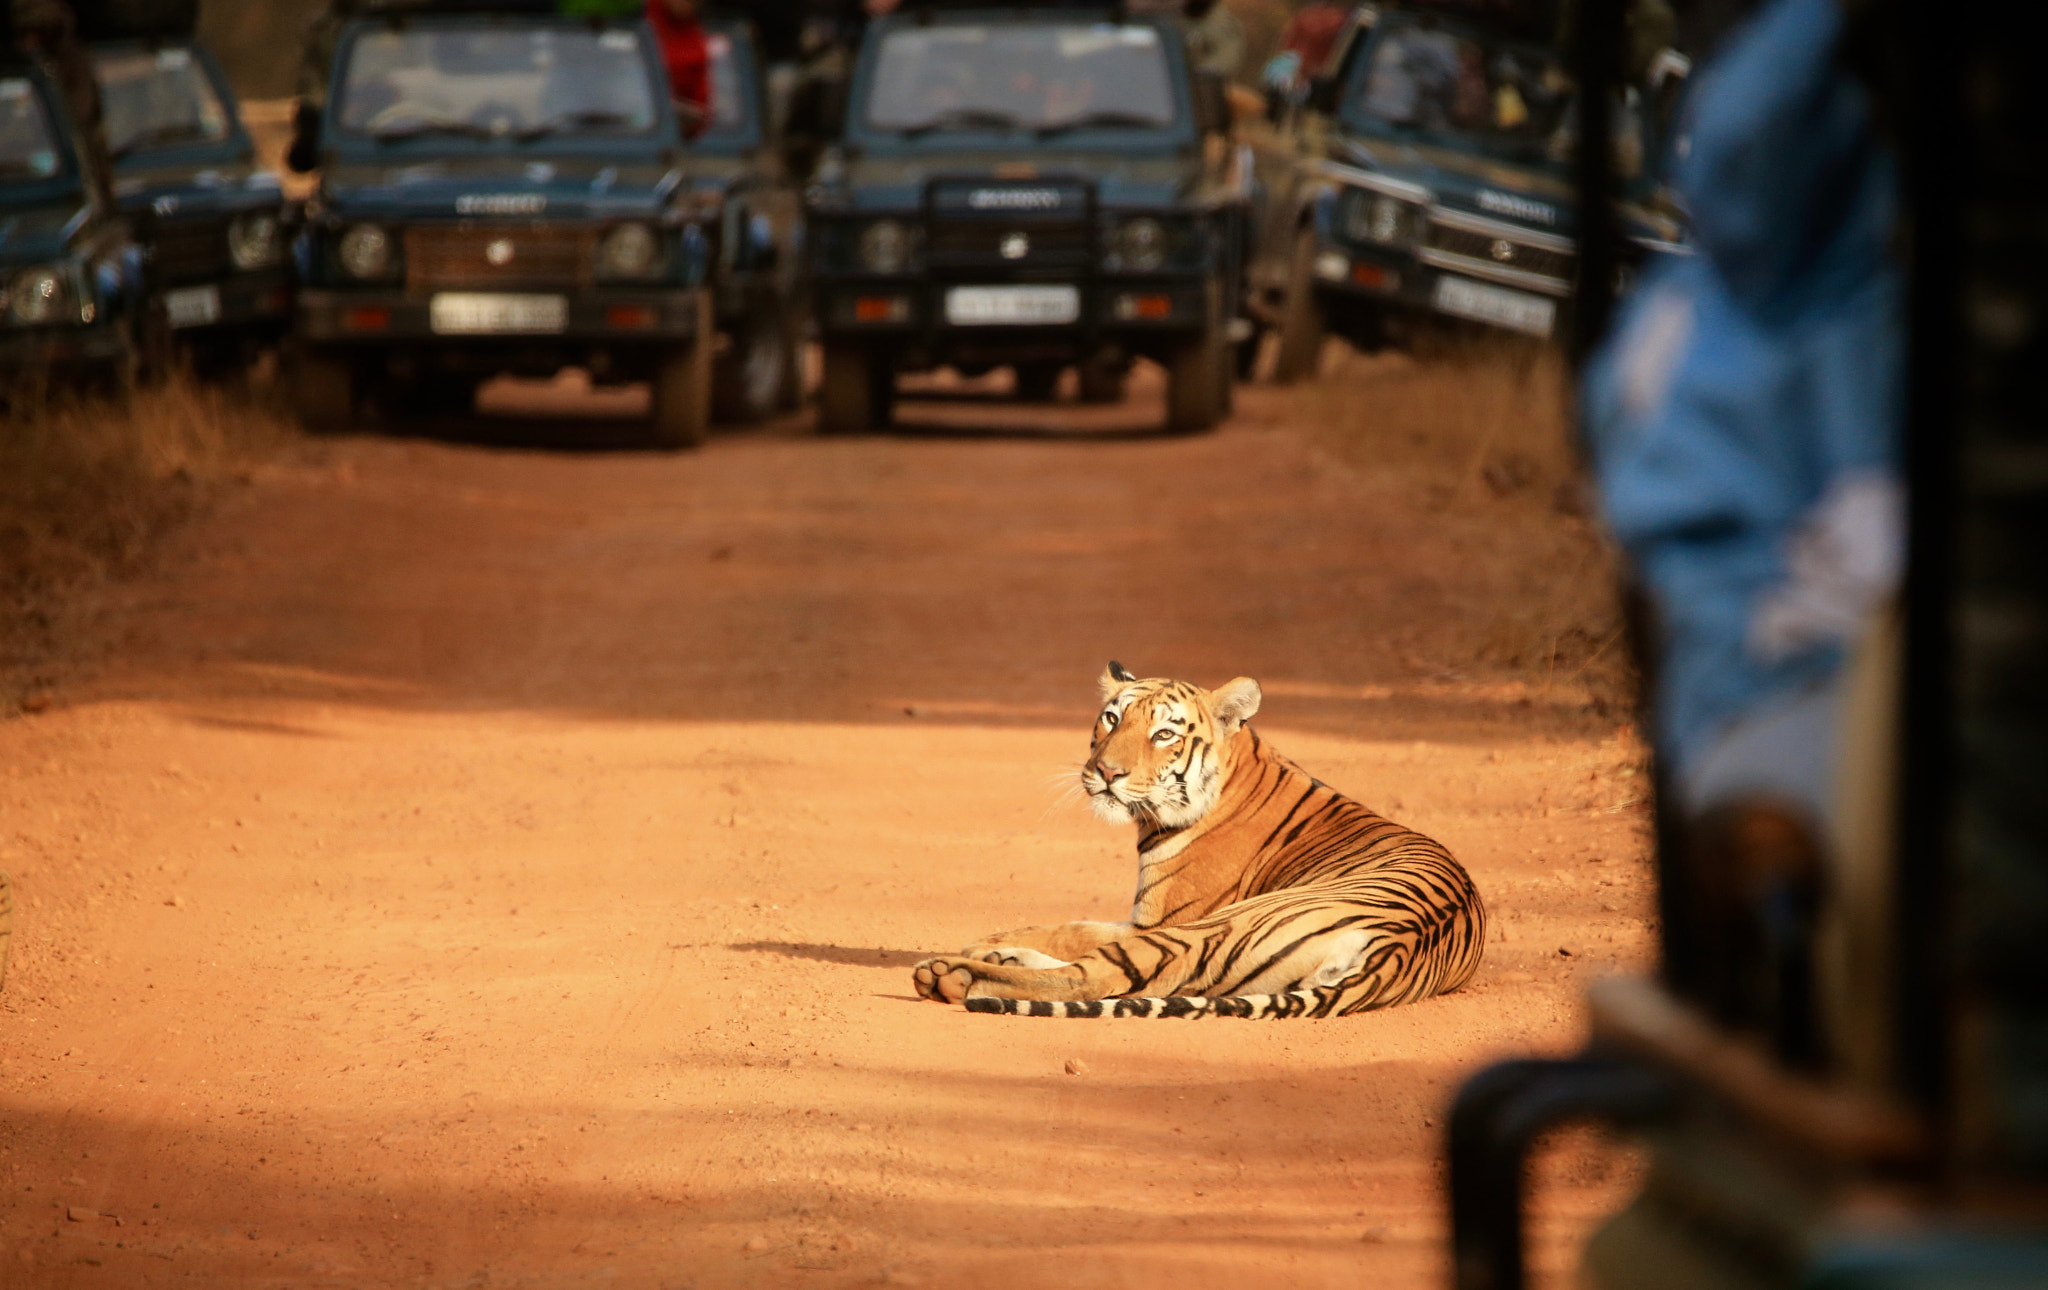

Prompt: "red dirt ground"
[0,358,1653,1288]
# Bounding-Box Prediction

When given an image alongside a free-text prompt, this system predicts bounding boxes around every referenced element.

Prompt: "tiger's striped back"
[911,666,1487,1018]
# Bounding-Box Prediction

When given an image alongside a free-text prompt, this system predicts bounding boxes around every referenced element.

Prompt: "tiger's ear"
[1211,677,1262,735]
[1099,660,1137,701]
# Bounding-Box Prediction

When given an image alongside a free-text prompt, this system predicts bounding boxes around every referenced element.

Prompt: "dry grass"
[1291,335,1636,712]
[0,376,296,709]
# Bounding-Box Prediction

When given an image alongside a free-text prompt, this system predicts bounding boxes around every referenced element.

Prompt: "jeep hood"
[1335,134,1577,234]
[819,149,1204,211]
[321,154,683,221]
[0,199,89,267]
[113,158,279,217]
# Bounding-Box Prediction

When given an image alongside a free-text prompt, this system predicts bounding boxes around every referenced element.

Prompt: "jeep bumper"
[296,286,709,346]
[1307,240,1567,341]
[816,275,1211,365]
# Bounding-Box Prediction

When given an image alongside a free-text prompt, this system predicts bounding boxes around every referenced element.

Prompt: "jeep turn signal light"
[606,304,657,330]
[853,295,911,323]
[1352,263,1397,291]
[1113,293,1173,320]
[343,306,391,332]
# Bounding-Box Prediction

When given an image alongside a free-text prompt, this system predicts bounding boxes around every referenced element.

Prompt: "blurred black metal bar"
[1892,0,1956,1133]
[1567,0,1625,363]
[1448,1057,1675,1290]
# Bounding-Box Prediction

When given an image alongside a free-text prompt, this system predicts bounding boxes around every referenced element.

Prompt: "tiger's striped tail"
[963,991,1326,1019]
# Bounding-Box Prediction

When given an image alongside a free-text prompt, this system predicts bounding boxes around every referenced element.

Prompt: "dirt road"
[0,359,1652,1287]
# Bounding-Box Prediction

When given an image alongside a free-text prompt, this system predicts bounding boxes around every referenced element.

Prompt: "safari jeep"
[1246,4,1686,378]
[799,2,1252,435]
[287,0,717,446]
[0,51,149,390]
[90,36,292,378]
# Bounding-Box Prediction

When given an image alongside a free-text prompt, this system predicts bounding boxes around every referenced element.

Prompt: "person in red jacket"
[644,0,709,134]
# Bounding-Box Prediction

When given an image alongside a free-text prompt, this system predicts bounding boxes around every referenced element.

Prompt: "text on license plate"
[1432,276,1555,338]
[429,293,568,335]
[163,284,220,329]
[944,285,1080,326]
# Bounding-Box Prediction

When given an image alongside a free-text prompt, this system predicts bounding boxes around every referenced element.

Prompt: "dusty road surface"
[0,357,1653,1288]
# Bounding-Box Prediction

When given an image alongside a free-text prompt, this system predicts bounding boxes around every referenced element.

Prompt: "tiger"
[911,663,1487,1017]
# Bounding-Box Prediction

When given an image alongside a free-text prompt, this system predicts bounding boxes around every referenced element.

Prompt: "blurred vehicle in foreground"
[1246,3,1686,377]
[1447,0,2048,1284]
[90,36,292,379]
[793,2,1253,434]
[0,47,147,391]
[285,0,717,446]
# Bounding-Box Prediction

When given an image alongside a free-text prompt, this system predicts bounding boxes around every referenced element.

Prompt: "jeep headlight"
[5,264,72,326]
[337,223,394,279]
[597,222,662,279]
[227,210,284,270]
[857,219,913,274]
[1107,216,1168,272]
[1344,190,1423,248]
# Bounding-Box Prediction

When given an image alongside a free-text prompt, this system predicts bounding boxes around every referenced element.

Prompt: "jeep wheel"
[817,344,892,435]
[648,296,714,449]
[1164,324,1229,435]
[1076,356,1126,404]
[713,304,790,424]
[289,346,359,435]
[1272,226,1327,385]
[777,299,809,411]
[410,374,479,419]
[1013,362,1062,402]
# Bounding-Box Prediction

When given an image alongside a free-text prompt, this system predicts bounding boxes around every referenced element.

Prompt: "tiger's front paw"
[912,957,977,1004]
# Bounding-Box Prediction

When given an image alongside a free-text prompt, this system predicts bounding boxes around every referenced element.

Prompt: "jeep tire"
[1013,361,1061,402]
[289,345,359,435]
[817,343,892,435]
[1076,355,1127,404]
[1272,226,1328,384]
[649,294,714,449]
[1164,321,1229,435]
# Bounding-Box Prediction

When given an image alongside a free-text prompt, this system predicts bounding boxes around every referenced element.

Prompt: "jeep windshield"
[94,46,234,160]
[333,22,660,143]
[862,21,1179,139]
[0,77,67,184]
[1338,20,1577,168]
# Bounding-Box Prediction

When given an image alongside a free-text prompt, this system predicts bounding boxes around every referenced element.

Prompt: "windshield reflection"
[94,46,232,160]
[335,24,659,141]
[864,23,1177,136]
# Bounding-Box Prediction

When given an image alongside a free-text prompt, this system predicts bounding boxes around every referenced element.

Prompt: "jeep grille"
[403,226,597,291]
[1424,223,1575,285]
[148,217,230,285]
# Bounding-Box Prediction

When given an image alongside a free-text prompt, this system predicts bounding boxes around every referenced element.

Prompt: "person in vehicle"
[1181,0,1243,78]
[644,0,708,132]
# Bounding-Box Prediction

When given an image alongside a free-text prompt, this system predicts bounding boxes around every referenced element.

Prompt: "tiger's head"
[1080,661,1262,828]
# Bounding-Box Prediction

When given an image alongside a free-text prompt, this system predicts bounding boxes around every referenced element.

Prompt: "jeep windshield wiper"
[897,108,1025,138]
[110,121,214,158]
[368,118,499,143]
[513,110,638,142]
[1033,110,1169,139]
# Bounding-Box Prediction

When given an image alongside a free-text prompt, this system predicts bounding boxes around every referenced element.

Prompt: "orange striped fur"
[913,664,1487,1018]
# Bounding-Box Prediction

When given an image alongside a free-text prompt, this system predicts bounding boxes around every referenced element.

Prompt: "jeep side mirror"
[1191,69,1228,136]
[285,101,321,174]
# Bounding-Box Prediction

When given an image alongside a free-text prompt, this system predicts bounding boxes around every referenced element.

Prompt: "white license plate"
[163,284,220,329]
[429,293,568,335]
[1432,276,1556,338]
[944,284,1080,326]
